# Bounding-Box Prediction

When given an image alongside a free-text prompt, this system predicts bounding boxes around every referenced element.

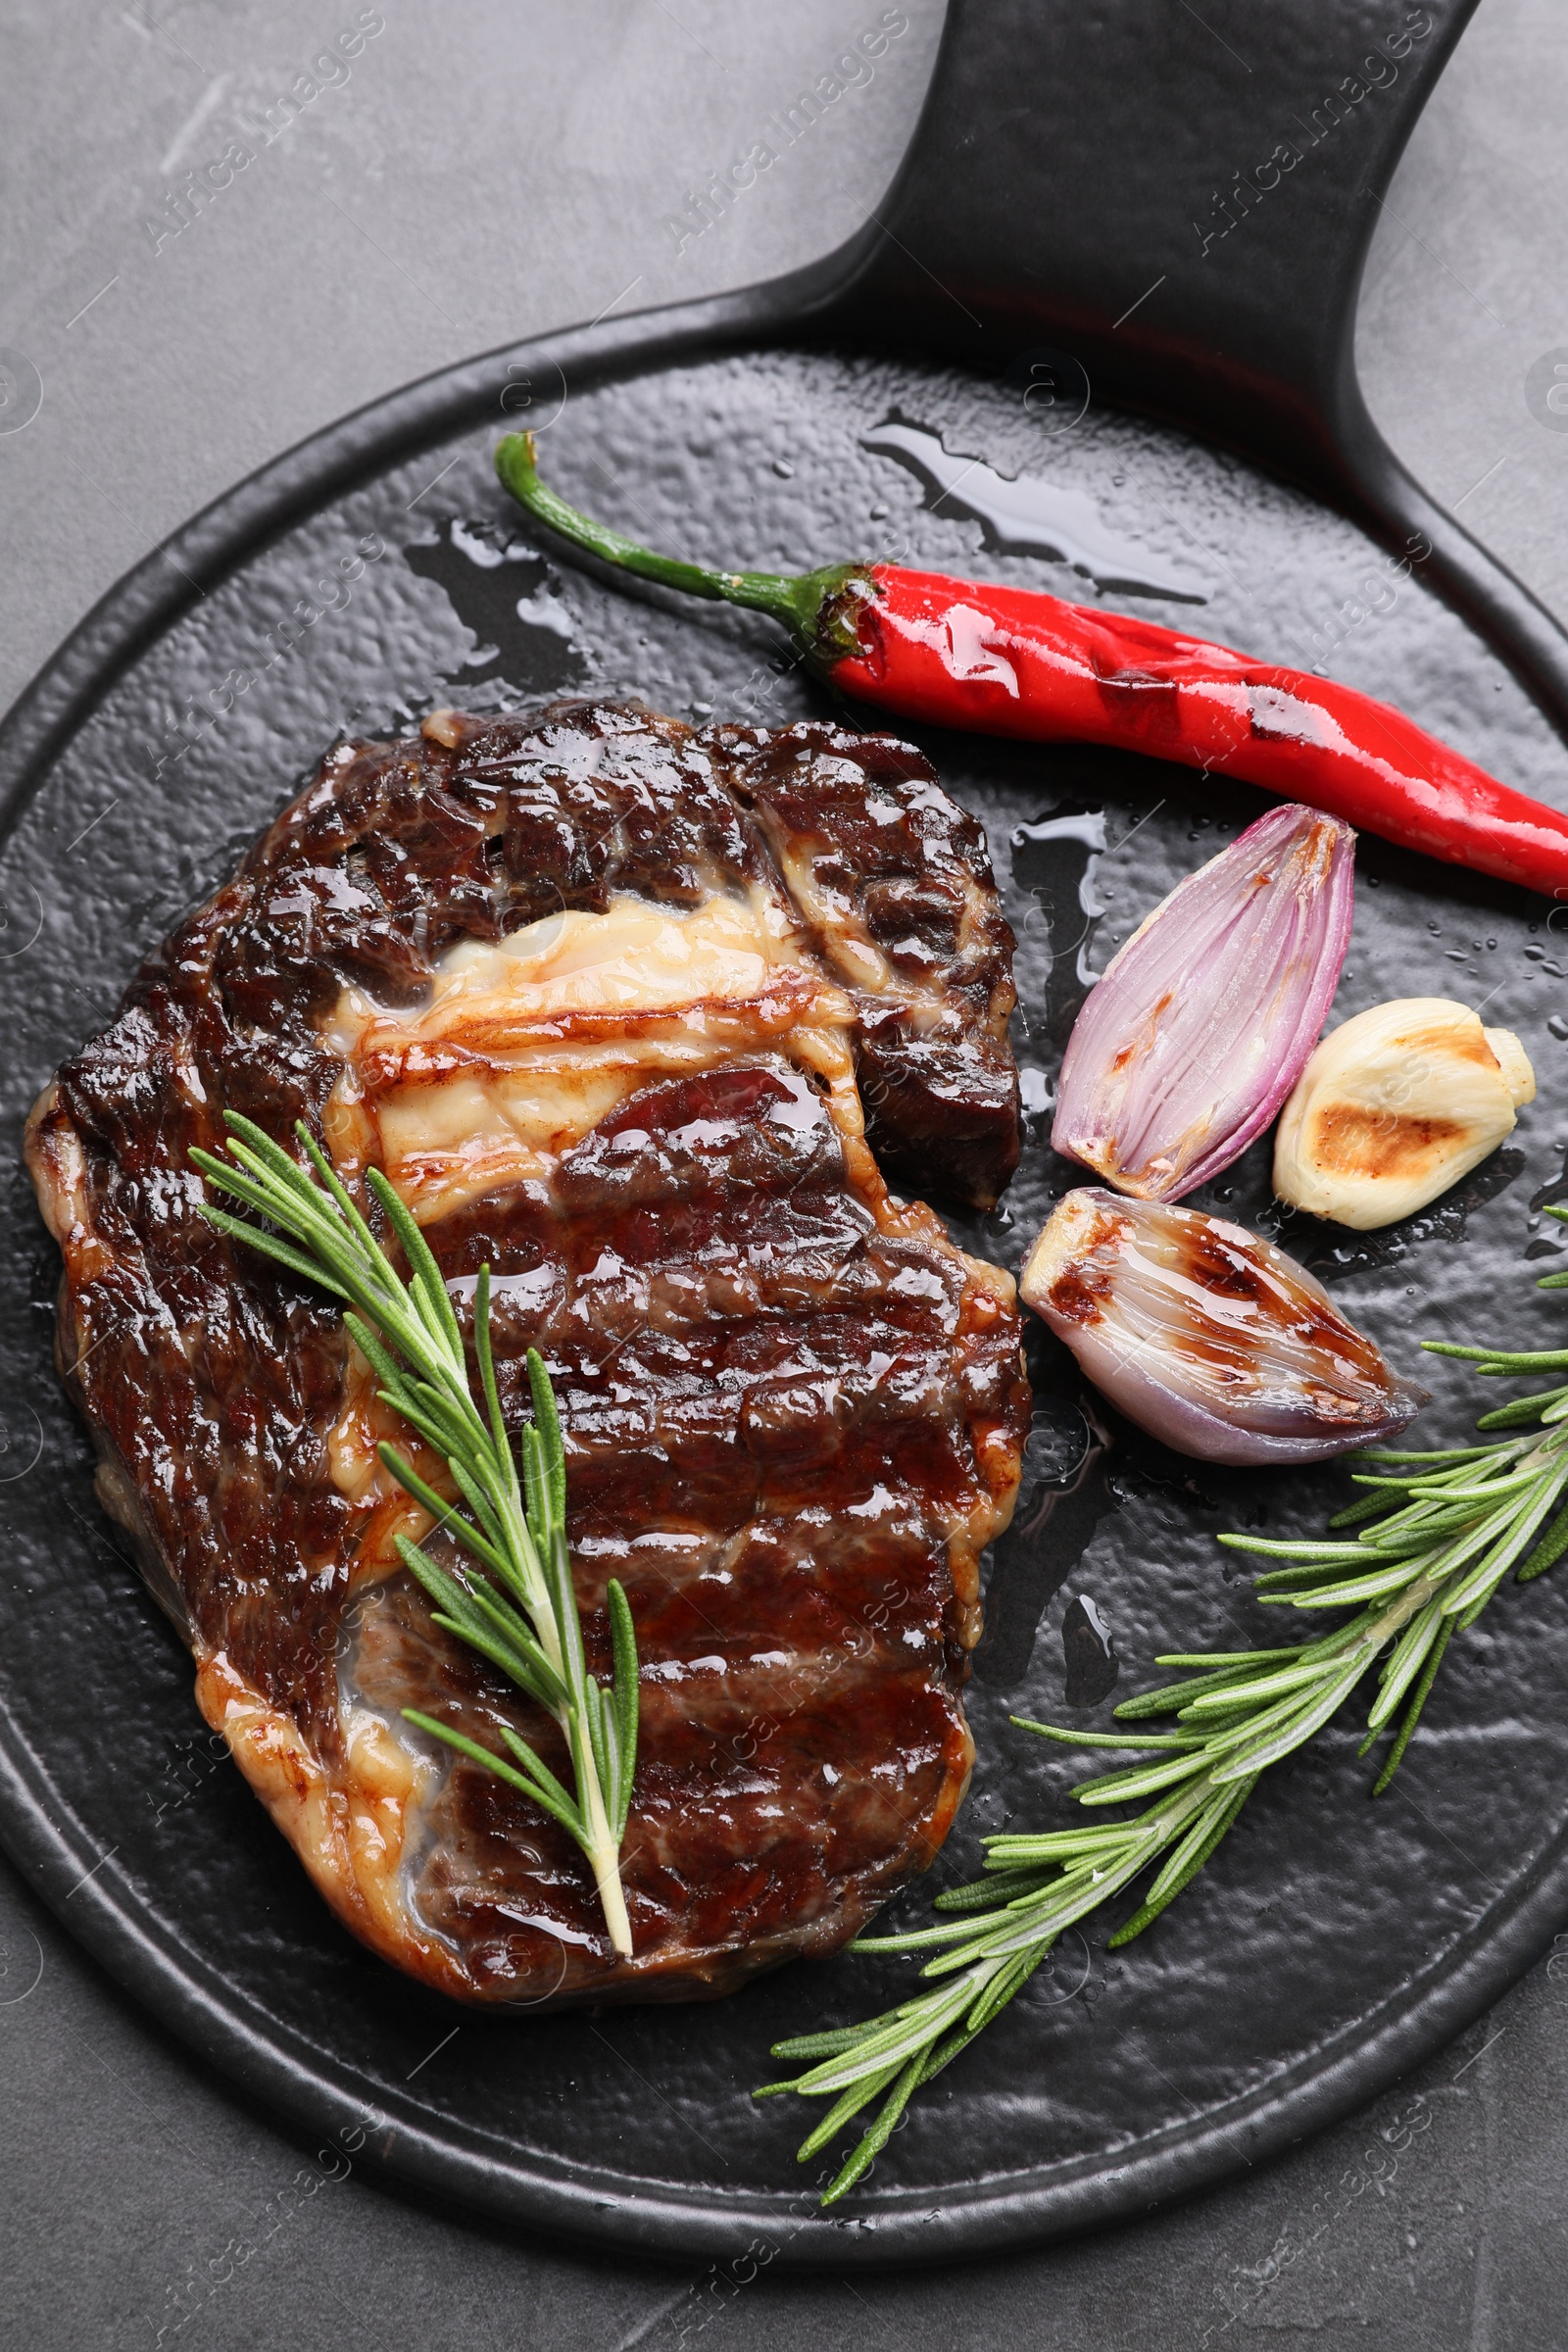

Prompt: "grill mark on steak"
[26,699,1029,2008]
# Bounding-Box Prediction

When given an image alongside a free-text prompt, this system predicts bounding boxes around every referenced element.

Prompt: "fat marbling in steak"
[26,700,1030,2007]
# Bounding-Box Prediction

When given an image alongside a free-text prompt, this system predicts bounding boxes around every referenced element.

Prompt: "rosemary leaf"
[196,1111,640,1956]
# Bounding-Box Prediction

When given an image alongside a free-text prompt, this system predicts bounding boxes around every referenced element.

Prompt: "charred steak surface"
[27,701,1029,2008]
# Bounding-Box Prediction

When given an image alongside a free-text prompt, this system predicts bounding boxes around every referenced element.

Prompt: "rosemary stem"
[584,1784,633,1959]
[1358,1562,1452,1657]
[499,1484,559,1666]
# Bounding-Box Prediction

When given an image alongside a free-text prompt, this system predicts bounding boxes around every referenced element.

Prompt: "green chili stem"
[493,429,873,662]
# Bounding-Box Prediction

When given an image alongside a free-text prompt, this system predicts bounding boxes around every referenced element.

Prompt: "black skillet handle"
[822,1,1568,726]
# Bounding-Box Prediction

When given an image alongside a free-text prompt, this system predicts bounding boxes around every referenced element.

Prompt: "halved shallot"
[1052,804,1355,1200]
[1018,1189,1425,1465]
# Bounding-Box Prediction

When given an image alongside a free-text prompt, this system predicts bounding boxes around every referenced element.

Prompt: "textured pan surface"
[3,337,1567,2261]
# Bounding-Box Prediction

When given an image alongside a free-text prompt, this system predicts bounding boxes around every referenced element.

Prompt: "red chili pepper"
[495,433,1568,898]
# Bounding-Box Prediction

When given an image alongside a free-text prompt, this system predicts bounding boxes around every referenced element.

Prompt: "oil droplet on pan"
[1061,1592,1119,1707]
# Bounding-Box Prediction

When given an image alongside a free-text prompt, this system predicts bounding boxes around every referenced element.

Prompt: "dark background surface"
[4,2,1568,2343]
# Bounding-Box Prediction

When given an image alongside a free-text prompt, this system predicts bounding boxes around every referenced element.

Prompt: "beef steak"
[26,700,1029,2007]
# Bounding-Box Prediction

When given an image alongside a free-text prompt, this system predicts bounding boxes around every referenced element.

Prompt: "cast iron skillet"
[3,0,1566,2270]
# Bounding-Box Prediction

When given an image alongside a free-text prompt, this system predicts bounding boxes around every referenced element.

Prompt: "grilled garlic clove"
[1272,998,1536,1231]
[1051,803,1355,1201]
[1018,1189,1424,1465]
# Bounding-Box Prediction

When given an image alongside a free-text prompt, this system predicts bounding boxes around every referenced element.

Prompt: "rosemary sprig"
[191,1111,639,1956]
[760,1259,1568,2202]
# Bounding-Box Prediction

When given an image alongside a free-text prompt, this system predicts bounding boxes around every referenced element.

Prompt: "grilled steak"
[26,700,1029,2008]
